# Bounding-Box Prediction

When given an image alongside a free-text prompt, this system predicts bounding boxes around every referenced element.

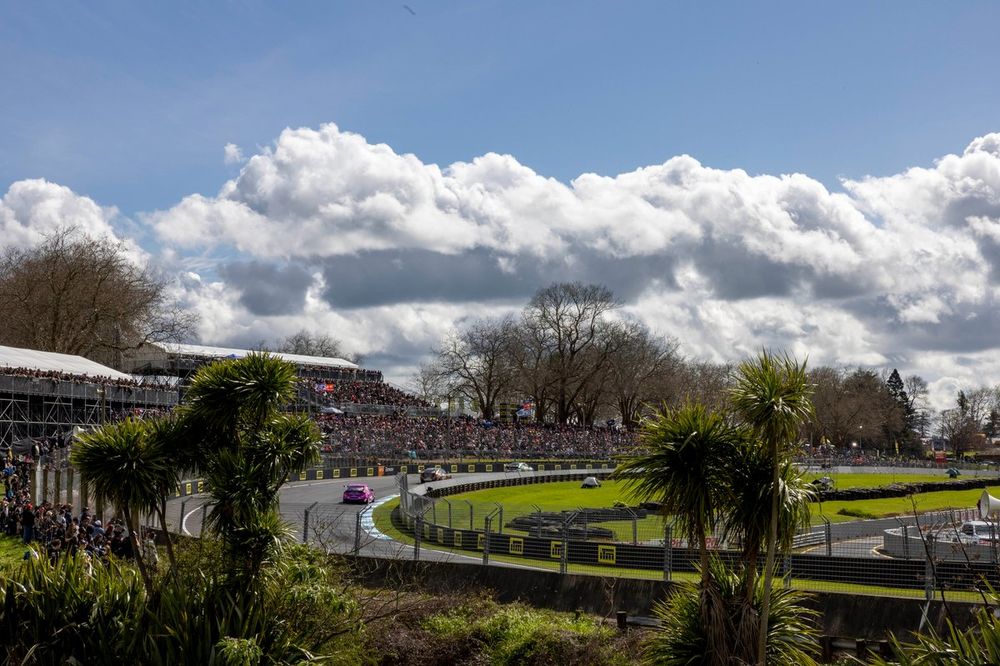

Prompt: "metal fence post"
[560,514,571,575]
[414,513,422,562]
[631,510,638,545]
[495,502,504,534]
[179,500,187,534]
[443,498,453,528]
[663,522,672,581]
[465,499,474,529]
[783,554,792,589]
[354,509,364,555]
[66,468,74,509]
[483,515,492,566]
[303,501,318,544]
[924,534,936,601]
[823,516,832,557]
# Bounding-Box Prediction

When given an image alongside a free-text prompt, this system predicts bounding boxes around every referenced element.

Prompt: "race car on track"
[342,483,375,504]
[420,466,452,483]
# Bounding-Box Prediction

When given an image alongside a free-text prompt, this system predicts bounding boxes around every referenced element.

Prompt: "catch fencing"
[393,473,1000,599]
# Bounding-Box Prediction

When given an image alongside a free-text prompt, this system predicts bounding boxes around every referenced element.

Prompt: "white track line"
[181,500,207,536]
[363,495,397,540]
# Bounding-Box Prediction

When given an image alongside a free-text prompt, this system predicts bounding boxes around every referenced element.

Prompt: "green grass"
[0,535,29,568]
[373,473,1000,600]
[815,485,1000,523]
[372,507,991,601]
[443,477,996,527]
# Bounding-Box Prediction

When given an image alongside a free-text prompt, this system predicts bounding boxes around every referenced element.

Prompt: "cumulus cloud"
[15,125,1000,409]
[0,179,122,250]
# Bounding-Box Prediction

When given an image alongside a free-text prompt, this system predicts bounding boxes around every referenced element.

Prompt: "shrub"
[643,558,819,666]
[836,507,879,520]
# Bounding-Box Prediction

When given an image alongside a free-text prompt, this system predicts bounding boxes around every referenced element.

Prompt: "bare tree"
[277,330,356,360]
[0,227,195,367]
[804,366,900,451]
[509,311,558,424]
[435,317,517,420]
[905,374,931,438]
[522,282,622,424]
[660,360,732,412]
[407,360,454,407]
[605,322,681,428]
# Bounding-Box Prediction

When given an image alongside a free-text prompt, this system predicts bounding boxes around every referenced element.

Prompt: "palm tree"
[614,403,741,590]
[729,350,813,666]
[71,417,176,593]
[177,353,321,590]
[722,442,814,600]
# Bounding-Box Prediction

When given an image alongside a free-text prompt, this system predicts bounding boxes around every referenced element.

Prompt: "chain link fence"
[391,475,1000,599]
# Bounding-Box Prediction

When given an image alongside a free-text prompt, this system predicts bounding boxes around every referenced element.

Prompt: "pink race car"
[342,483,375,504]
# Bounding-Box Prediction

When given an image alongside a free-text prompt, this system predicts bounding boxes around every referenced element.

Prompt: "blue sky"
[4,2,1000,409]
[3,1,998,215]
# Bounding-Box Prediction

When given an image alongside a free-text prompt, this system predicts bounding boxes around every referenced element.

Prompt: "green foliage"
[614,403,742,552]
[836,507,879,520]
[216,638,264,666]
[422,598,623,666]
[178,354,321,590]
[643,558,819,666]
[0,554,146,664]
[722,442,815,558]
[873,610,1000,665]
[729,350,814,453]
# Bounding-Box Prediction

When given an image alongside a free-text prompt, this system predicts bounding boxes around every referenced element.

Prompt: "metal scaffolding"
[0,374,178,446]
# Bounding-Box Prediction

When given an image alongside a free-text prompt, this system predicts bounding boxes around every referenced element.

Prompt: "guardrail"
[394,473,1000,596]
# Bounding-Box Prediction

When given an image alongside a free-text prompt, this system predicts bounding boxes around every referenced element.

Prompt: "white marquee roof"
[157,342,359,370]
[0,345,132,380]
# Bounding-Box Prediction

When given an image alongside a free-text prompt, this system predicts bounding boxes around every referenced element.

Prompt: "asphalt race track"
[163,470,561,567]
[164,467,981,564]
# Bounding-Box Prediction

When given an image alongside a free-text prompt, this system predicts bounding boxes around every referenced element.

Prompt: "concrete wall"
[347,555,983,641]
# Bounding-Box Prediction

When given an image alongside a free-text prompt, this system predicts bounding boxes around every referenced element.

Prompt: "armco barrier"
[424,470,616,499]
[169,460,615,498]
[395,473,1000,593]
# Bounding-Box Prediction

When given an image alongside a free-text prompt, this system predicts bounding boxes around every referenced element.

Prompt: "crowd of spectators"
[316,413,638,459]
[1,457,153,568]
[303,380,432,410]
[0,365,174,391]
[296,367,382,382]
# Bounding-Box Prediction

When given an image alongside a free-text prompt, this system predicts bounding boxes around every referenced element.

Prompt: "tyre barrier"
[817,477,997,502]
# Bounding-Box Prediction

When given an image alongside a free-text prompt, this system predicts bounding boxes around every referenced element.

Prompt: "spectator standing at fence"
[20,503,35,543]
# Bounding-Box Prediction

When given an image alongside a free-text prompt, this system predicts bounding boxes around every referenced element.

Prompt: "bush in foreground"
[643,558,819,666]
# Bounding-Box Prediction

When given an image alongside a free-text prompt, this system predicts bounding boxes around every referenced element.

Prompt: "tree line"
[422,281,1000,455]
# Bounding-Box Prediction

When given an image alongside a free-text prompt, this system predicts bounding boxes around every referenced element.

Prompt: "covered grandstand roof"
[0,345,132,380]
[156,342,359,369]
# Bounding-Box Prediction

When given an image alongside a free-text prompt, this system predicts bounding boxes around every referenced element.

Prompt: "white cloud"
[15,127,1000,411]
[0,179,121,250]
[223,143,244,165]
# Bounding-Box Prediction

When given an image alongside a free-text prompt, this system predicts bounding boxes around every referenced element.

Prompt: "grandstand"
[0,344,178,449]
[122,342,437,416]
[122,342,365,381]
